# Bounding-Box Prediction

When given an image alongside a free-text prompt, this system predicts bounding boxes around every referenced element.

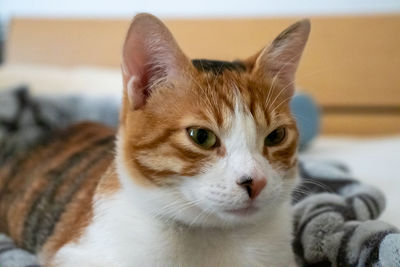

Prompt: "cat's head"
[116,13,310,227]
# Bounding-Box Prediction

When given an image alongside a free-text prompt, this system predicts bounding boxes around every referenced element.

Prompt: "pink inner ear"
[122,14,192,110]
[123,34,156,109]
[125,74,150,110]
[122,19,189,110]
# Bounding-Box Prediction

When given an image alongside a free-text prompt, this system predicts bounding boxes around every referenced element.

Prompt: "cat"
[0,13,310,266]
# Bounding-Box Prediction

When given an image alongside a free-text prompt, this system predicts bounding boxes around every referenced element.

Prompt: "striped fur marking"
[0,122,115,254]
[22,135,114,252]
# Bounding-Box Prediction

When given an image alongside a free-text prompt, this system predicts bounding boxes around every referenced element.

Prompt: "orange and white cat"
[0,13,310,266]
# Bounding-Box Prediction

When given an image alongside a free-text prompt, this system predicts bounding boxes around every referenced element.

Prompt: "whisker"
[297,179,333,193]
[266,52,300,108]
[269,96,292,115]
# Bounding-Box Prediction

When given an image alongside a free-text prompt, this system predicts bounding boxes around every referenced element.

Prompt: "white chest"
[50,195,294,267]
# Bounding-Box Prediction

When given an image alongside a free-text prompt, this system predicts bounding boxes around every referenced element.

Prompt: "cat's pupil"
[270,130,278,140]
[196,129,209,144]
[265,127,286,146]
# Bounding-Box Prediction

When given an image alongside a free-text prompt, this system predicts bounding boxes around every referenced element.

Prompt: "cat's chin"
[170,213,262,229]
[163,203,272,229]
[217,208,270,225]
[223,205,260,216]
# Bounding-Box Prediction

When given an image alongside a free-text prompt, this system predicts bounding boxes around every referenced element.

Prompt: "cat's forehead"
[187,61,293,131]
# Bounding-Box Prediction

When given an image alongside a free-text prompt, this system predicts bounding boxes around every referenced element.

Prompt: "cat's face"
[117,14,309,227]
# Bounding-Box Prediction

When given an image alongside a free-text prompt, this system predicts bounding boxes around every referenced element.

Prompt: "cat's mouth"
[224,205,259,216]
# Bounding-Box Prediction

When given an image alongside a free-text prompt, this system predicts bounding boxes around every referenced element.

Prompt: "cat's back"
[0,121,116,253]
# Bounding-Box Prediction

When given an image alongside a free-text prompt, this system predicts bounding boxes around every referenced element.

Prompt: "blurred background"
[1,0,400,62]
[1,0,400,134]
[0,0,399,223]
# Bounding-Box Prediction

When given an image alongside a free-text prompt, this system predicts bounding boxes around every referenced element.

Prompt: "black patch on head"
[192,59,246,75]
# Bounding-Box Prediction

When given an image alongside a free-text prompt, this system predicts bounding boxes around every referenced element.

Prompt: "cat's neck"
[88,183,294,267]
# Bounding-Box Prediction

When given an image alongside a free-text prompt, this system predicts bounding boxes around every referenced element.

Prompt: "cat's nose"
[236,176,267,200]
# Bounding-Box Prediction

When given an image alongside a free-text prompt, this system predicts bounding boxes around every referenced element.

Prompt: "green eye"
[187,128,218,149]
[264,127,286,147]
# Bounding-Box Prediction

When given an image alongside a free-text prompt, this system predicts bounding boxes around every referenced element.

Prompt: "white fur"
[49,104,298,267]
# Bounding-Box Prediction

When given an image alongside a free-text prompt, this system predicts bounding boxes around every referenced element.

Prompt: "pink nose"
[236,176,267,200]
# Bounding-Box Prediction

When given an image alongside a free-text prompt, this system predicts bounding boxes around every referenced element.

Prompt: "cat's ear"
[122,13,191,109]
[251,19,310,96]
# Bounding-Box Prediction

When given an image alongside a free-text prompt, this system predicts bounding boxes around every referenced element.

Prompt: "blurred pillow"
[0,63,122,98]
[290,93,320,150]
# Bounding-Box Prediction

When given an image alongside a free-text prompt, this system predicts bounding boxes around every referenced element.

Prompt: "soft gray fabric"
[0,234,39,267]
[380,234,400,267]
[0,86,119,162]
[293,160,400,266]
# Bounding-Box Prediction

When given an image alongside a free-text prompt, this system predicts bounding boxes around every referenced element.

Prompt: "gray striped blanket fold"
[1,87,399,267]
[0,234,39,267]
[293,160,400,267]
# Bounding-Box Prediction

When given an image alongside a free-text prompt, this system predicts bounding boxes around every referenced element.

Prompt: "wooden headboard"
[5,15,400,135]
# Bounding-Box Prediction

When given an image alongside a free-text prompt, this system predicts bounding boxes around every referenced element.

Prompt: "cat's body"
[0,14,310,266]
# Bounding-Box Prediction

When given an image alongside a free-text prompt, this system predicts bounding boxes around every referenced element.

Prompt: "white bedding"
[301,136,400,227]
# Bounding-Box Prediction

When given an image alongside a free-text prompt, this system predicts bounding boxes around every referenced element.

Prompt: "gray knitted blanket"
[293,160,400,266]
[1,87,399,267]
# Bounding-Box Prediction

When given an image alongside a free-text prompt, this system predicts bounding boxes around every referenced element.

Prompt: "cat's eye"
[187,128,218,149]
[264,127,286,147]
